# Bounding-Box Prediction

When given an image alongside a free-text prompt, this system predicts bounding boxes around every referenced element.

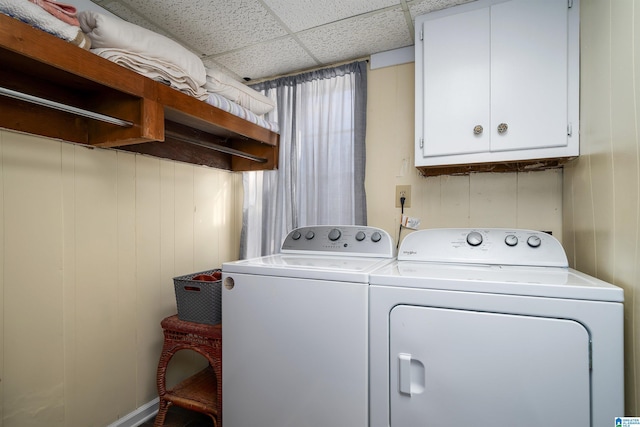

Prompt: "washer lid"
[223,254,395,283]
[369,261,623,302]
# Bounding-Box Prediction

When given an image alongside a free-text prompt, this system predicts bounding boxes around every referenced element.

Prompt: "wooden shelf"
[0,13,278,171]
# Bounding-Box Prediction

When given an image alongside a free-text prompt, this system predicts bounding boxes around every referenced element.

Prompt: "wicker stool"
[154,315,222,427]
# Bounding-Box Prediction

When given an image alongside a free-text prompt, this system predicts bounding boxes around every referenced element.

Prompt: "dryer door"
[389,305,590,427]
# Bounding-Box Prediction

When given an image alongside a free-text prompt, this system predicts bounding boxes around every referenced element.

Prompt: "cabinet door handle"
[473,125,483,135]
[497,123,508,134]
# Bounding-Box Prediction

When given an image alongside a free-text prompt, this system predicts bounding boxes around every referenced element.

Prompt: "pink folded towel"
[28,0,78,26]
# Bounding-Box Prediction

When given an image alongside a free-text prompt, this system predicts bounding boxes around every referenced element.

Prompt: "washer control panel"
[399,228,567,267]
[281,226,394,258]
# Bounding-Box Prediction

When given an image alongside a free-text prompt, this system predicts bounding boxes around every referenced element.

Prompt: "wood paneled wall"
[564,0,640,415]
[0,129,242,426]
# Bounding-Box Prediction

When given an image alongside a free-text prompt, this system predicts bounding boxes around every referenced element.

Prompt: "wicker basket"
[173,269,222,325]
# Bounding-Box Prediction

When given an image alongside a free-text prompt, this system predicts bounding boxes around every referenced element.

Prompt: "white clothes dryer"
[222,225,395,427]
[369,228,624,427]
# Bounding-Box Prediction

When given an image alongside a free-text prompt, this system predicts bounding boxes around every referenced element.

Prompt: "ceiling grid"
[90,0,473,81]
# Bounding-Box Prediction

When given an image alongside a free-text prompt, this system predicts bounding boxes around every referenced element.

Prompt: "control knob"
[305,231,315,240]
[371,232,382,242]
[291,231,302,240]
[527,235,541,248]
[466,231,483,246]
[328,228,342,241]
[505,234,518,247]
[355,231,366,241]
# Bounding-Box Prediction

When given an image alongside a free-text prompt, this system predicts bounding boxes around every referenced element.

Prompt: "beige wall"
[564,0,640,415]
[0,129,242,426]
[365,62,564,246]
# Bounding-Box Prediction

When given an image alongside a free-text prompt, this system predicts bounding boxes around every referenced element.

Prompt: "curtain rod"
[0,87,133,127]
[165,129,268,163]
[247,57,370,85]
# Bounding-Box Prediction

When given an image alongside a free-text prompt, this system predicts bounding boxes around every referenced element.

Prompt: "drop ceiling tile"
[200,59,244,81]
[263,0,400,32]
[297,8,412,65]
[408,0,476,19]
[212,37,319,81]
[116,0,288,55]
[96,2,174,40]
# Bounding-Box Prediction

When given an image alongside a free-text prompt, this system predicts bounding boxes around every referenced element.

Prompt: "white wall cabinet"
[415,0,579,174]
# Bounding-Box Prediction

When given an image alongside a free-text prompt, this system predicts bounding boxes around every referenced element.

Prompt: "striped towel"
[206,92,279,133]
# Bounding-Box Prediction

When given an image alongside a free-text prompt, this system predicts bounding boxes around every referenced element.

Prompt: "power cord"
[396,195,406,250]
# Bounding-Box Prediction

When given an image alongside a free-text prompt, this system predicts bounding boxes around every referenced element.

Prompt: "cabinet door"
[420,7,490,157]
[491,0,569,152]
[389,305,591,427]
[415,0,578,169]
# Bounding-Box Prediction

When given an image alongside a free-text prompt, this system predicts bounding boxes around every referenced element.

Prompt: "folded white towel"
[93,48,208,100]
[0,0,89,48]
[205,67,275,116]
[78,11,206,88]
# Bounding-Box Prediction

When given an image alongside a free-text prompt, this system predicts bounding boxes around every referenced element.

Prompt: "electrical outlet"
[395,185,411,208]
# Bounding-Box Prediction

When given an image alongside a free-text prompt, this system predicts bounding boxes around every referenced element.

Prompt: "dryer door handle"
[398,353,412,395]
[398,353,425,396]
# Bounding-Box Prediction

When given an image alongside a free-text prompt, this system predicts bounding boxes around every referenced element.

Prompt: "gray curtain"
[240,61,368,258]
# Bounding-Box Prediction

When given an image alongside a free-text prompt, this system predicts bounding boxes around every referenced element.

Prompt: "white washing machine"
[222,225,395,427]
[369,228,624,427]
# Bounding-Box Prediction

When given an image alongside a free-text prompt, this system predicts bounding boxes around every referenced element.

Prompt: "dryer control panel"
[398,228,568,267]
[281,226,395,258]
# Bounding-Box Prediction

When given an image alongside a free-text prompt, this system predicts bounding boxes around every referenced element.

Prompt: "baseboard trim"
[106,397,159,427]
